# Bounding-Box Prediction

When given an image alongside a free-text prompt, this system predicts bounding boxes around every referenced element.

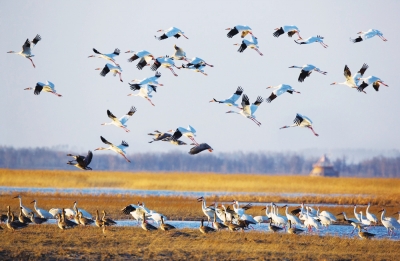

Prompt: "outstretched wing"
[100,136,112,145]
[357,81,369,92]
[129,83,141,91]
[241,94,250,109]
[150,60,161,71]
[250,96,263,114]
[120,140,129,148]
[84,151,93,166]
[343,65,352,79]
[170,129,183,141]
[357,63,368,77]
[266,92,277,103]
[237,41,247,53]
[136,58,147,70]
[298,70,311,82]
[119,107,136,124]
[273,27,284,38]
[100,64,110,77]
[31,34,41,45]
[293,114,304,126]
[113,48,120,55]
[34,83,43,95]
[128,54,139,62]
[350,36,363,43]
[227,27,239,38]
[93,48,102,55]
[22,39,31,53]
[107,110,118,121]
[227,86,243,103]
[121,205,136,215]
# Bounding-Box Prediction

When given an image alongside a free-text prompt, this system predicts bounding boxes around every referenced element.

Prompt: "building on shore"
[309,154,339,177]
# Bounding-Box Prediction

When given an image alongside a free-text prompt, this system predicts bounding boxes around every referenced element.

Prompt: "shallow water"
[43,219,399,240]
[0,186,368,200]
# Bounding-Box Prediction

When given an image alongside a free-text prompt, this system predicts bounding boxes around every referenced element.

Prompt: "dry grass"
[0,224,399,260]
[1,169,400,196]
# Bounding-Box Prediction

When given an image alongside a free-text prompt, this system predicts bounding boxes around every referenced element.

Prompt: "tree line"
[0,146,399,177]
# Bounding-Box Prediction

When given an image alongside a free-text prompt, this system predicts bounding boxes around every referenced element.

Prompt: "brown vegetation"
[1,225,399,260]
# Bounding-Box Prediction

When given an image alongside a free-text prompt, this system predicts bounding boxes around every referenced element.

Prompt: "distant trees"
[0,146,399,177]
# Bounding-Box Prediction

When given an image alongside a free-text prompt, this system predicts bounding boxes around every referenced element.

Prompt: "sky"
[1,1,399,157]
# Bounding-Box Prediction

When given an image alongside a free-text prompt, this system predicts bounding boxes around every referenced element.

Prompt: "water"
[0,186,368,199]
[42,219,399,240]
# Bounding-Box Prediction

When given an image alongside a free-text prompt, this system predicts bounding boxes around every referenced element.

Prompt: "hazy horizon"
[2,1,399,156]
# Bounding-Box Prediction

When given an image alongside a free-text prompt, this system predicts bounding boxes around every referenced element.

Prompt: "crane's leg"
[146,98,155,106]
[189,137,199,146]
[309,127,319,136]
[181,34,189,39]
[123,127,130,133]
[168,68,178,76]
[200,71,208,76]
[118,73,123,82]
[204,62,214,67]
[297,32,302,40]
[28,58,36,68]
[254,48,263,56]
[120,153,131,163]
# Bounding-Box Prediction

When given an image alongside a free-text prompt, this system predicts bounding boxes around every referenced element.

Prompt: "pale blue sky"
[1,1,399,155]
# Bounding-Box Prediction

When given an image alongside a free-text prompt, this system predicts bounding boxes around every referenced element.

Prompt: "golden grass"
[1,224,399,260]
[1,169,400,196]
[1,169,400,208]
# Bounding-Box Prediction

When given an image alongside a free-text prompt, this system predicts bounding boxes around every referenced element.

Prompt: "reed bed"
[1,225,399,260]
[1,169,400,197]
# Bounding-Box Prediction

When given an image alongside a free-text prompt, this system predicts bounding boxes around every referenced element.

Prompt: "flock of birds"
[7,25,390,170]
[2,195,400,240]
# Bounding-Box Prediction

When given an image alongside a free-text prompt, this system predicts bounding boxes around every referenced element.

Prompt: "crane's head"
[13,195,21,199]
[196,197,204,202]
[94,147,106,151]
[7,51,16,53]
[24,87,33,91]
[125,50,134,53]
[30,200,36,204]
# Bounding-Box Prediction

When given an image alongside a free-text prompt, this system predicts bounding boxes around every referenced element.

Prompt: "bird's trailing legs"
[118,72,123,82]
[147,98,155,106]
[249,117,261,127]
[308,126,319,136]
[253,48,263,56]
[28,57,36,68]
[168,67,178,76]
[120,153,131,163]
[379,35,388,41]
[51,92,62,97]
[319,42,328,48]
[188,136,199,146]
[204,62,214,67]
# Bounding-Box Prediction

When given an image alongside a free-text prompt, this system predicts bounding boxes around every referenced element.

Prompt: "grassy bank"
[1,225,399,260]
[1,169,400,208]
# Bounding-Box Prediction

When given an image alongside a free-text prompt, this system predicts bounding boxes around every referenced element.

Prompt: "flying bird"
[128,84,157,106]
[289,64,327,82]
[357,76,389,93]
[351,29,387,43]
[101,107,137,132]
[67,151,93,170]
[24,81,62,97]
[266,84,300,103]
[150,56,179,76]
[171,45,187,61]
[188,143,213,155]
[95,63,123,82]
[294,35,328,48]
[155,27,188,40]
[88,48,120,65]
[330,64,368,93]
[280,113,319,136]
[125,50,154,70]
[226,25,253,38]
[181,62,208,76]
[148,131,172,143]
[184,57,213,68]
[7,34,41,68]
[234,34,263,56]
[226,94,263,126]
[210,86,243,107]
[273,25,302,40]
[165,126,198,145]
[95,136,131,163]
[130,72,163,88]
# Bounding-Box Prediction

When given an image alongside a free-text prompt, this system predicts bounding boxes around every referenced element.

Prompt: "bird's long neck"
[33,201,38,211]
[291,66,302,69]
[381,209,386,220]
[102,212,105,220]
[18,197,23,207]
